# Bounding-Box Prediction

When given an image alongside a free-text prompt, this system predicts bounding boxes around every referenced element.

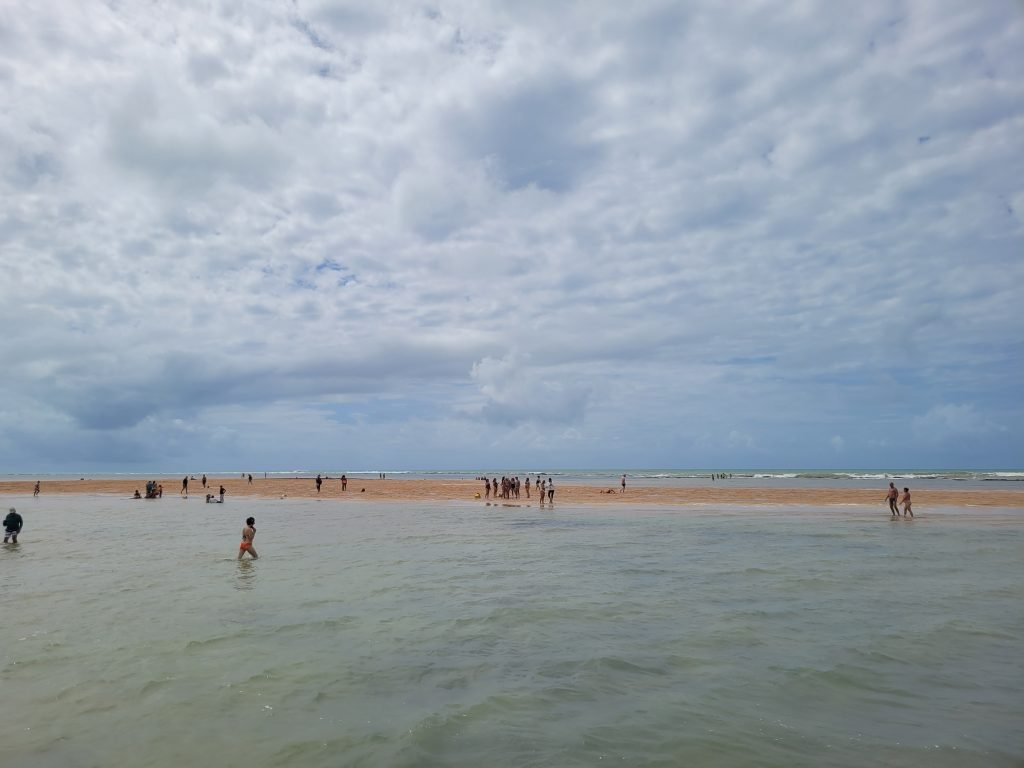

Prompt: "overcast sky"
[1,1,1022,473]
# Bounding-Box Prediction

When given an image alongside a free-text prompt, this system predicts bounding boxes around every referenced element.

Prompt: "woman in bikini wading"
[238,516,258,559]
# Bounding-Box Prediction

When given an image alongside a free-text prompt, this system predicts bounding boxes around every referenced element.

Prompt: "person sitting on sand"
[901,487,913,518]
[4,507,23,543]
[238,516,258,559]
[886,482,899,517]
[133,490,142,499]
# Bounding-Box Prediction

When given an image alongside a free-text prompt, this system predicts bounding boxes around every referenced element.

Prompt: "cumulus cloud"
[1,0,1022,470]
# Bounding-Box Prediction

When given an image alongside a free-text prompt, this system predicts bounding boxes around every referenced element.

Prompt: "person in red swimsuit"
[238,517,258,559]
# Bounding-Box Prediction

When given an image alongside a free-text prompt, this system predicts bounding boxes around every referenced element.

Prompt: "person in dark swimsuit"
[886,482,899,517]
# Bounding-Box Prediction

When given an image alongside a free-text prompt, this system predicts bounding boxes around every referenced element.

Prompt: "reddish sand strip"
[2,478,1022,508]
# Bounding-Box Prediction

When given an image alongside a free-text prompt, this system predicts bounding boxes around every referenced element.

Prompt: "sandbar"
[1,477,1022,508]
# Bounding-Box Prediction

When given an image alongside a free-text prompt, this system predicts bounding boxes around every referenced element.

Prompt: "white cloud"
[1,0,1022,470]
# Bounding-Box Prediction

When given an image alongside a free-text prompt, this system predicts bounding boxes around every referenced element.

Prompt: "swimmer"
[4,507,24,543]
[238,516,258,559]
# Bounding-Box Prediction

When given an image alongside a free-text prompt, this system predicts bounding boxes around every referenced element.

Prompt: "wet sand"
[3,477,1022,508]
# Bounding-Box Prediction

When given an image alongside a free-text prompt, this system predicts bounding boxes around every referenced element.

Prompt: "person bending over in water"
[238,517,258,559]
[901,487,913,519]
[4,507,24,543]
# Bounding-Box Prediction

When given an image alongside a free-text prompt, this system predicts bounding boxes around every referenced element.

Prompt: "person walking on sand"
[316,474,322,493]
[901,487,913,518]
[621,474,626,493]
[885,482,899,517]
[4,507,23,543]
[547,477,555,504]
[238,516,258,559]
[248,474,253,485]
[202,474,207,489]
[33,481,40,497]
[181,476,189,497]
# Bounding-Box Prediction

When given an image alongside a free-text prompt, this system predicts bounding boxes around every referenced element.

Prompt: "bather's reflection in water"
[234,558,257,590]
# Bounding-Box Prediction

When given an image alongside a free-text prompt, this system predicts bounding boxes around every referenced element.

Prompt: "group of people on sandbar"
[482,475,555,504]
[885,482,913,518]
[314,474,351,492]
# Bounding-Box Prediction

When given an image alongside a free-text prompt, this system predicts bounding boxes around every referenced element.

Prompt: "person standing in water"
[885,482,899,517]
[4,508,23,543]
[547,477,555,504]
[901,487,913,518]
[238,517,258,559]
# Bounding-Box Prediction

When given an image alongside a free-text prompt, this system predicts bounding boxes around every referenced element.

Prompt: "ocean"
[2,496,1022,767]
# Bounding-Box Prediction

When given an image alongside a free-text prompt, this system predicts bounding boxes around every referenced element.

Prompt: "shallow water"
[2,497,1022,767]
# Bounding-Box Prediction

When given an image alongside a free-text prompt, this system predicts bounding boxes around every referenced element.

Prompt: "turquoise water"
[2,497,1022,767]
